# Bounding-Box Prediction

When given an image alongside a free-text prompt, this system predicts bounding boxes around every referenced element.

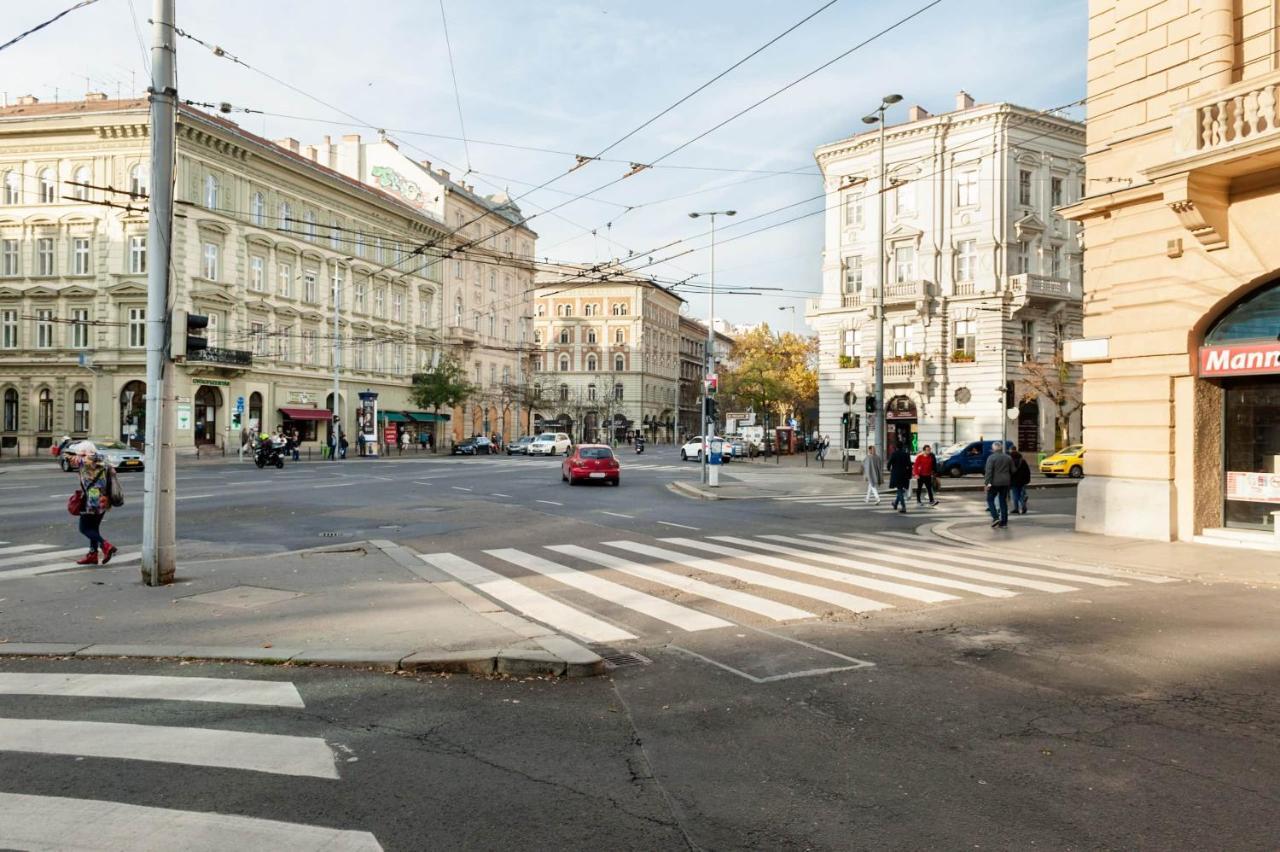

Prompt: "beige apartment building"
[0,96,446,456]
[532,266,682,444]
[1066,0,1280,547]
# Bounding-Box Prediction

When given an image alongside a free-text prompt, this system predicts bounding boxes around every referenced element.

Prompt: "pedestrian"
[289,428,301,462]
[400,428,410,453]
[357,430,367,457]
[862,446,883,504]
[339,431,349,459]
[70,442,119,566]
[239,426,250,462]
[419,430,429,452]
[914,444,938,506]
[984,440,1014,528]
[1010,448,1031,514]
[887,443,913,513]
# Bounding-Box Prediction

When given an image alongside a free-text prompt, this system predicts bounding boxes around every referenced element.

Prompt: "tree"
[410,354,476,443]
[719,324,818,432]
[1020,349,1082,451]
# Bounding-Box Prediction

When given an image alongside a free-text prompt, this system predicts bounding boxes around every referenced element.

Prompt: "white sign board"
[1226,471,1280,504]
[175,403,192,431]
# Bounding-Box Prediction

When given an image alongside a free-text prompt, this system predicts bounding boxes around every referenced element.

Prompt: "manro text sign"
[1198,342,1280,377]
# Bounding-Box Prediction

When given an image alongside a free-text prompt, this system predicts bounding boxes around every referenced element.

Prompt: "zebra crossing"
[771,494,996,517]
[415,531,1178,645]
[0,671,382,850]
[0,540,141,581]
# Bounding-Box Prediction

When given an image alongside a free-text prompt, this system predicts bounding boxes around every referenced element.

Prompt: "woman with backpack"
[1010,448,1032,515]
[71,442,120,566]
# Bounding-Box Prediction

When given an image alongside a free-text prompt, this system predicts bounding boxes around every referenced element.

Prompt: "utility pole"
[862,94,901,458]
[140,0,177,586]
[331,264,342,458]
[689,209,735,484]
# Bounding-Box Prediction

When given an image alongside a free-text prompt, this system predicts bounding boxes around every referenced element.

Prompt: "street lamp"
[689,209,735,485]
[861,94,902,456]
[778,304,797,334]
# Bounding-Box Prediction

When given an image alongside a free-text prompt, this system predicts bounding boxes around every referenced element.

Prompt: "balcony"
[443,324,477,346]
[186,347,253,367]
[1007,273,1077,303]
[871,356,931,386]
[881,280,931,306]
[806,292,866,317]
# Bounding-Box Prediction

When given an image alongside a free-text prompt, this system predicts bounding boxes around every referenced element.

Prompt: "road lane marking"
[311,482,350,489]
[0,719,338,778]
[0,544,56,558]
[0,551,141,580]
[491,493,512,498]
[0,793,384,852]
[452,486,473,492]
[176,493,215,501]
[488,548,730,632]
[0,673,304,707]
[418,552,635,643]
[0,547,100,569]
[536,499,562,506]
[548,545,812,622]
[600,511,634,519]
[657,521,700,530]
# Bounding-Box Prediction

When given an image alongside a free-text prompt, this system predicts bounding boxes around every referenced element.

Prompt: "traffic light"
[865,395,876,413]
[706,373,718,396]
[705,397,718,421]
[171,309,209,360]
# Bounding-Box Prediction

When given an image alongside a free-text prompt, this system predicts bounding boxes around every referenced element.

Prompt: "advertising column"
[358,390,379,458]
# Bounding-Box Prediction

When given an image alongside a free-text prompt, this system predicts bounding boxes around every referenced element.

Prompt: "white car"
[680,436,730,462]
[528,432,572,456]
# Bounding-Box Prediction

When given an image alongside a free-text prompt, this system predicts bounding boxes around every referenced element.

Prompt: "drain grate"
[318,531,340,537]
[593,646,652,669]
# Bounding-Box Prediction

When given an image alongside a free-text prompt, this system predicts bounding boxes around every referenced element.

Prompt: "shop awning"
[278,407,333,421]
[404,410,450,423]
[379,411,410,423]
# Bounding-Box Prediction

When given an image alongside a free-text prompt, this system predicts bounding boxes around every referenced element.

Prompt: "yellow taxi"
[1040,444,1085,478]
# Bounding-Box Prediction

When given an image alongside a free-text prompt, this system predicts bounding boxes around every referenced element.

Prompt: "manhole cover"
[593,646,651,669]
[181,585,305,610]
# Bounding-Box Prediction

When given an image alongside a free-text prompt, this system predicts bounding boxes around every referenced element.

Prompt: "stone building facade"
[1063,0,1280,546]
[808,92,1085,461]
[0,96,445,456]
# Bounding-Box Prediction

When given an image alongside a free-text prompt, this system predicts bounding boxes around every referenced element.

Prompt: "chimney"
[907,105,930,122]
[955,90,974,111]
[304,145,318,161]
[84,92,108,102]
[341,133,361,143]
[275,137,300,153]
[16,95,38,106]
[322,135,332,146]
[419,160,431,171]
[438,169,450,182]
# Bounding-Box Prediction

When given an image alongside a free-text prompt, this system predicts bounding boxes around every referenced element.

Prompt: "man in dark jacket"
[984,441,1014,527]
[1009,448,1031,514]
[887,443,913,513]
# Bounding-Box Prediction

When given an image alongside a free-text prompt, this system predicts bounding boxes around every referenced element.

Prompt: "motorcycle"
[254,440,286,469]
[634,438,645,455]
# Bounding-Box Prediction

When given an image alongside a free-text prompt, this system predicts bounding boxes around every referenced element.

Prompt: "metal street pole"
[331,264,342,458]
[140,0,177,586]
[862,94,901,458]
[689,209,736,484]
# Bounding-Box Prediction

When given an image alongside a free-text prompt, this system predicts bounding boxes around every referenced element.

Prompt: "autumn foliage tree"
[1020,349,1082,451]
[720,324,818,429]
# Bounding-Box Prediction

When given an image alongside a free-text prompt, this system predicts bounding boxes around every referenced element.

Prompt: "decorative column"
[1197,0,1236,95]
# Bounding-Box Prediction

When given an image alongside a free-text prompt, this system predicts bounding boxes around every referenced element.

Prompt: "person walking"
[984,441,1014,528]
[1010,448,1031,514]
[71,442,119,565]
[887,443,913,513]
[862,447,883,504]
[914,444,938,506]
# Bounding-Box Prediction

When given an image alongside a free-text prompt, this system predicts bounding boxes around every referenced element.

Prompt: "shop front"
[1199,284,1280,533]
[885,395,918,455]
[278,406,332,443]
[404,410,448,449]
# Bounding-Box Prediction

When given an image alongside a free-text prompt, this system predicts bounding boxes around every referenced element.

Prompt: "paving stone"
[495,648,568,677]
[400,649,497,675]
[534,635,606,678]
[0,643,91,657]
[75,644,187,658]
[178,646,304,663]
[290,649,407,671]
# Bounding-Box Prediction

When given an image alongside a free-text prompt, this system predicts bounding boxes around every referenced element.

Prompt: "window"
[502,321,509,341]
[420,295,432,327]
[204,174,219,209]
[533,329,543,344]
[844,191,863,227]
[128,235,146,274]
[375,288,385,317]
[587,328,597,344]
[303,272,317,303]
[72,166,90,200]
[3,170,20,204]
[558,329,570,344]
[1018,169,1032,206]
[0,239,16,277]
[35,309,53,348]
[129,164,146,197]
[250,321,268,356]
[2,387,16,430]
[332,269,344,306]
[558,384,569,402]
[251,192,265,226]
[373,237,383,264]
[251,257,265,292]
[1,310,16,348]
[206,311,221,347]
[843,256,862,293]
[488,314,495,337]
[274,261,290,296]
[70,308,89,348]
[954,319,976,357]
[894,180,914,215]
[392,291,403,321]
[278,325,293,361]
[558,355,570,372]
[202,242,218,280]
[302,328,316,364]
[892,324,917,357]
[614,383,624,401]
[38,169,55,203]
[453,296,462,326]
[38,389,53,432]
[36,238,54,276]
[488,271,496,291]
[587,383,597,401]
[73,389,89,432]
[1051,176,1064,207]
[279,201,292,229]
[956,171,978,207]
[614,353,625,371]
[355,279,366,312]
[128,307,146,348]
[956,239,977,281]
[305,211,317,241]
[586,354,598,371]
[841,329,860,359]
[893,245,915,283]
[1050,245,1063,278]
[453,259,463,279]
[584,303,597,317]
[615,328,625,344]
[330,219,341,250]
[1015,242,1030,275]
[72,237,90,275]
[1020,320,1036,361]
[353,232,364,258]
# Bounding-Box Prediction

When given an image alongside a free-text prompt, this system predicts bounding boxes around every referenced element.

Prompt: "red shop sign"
[383,425,398,446]
[1198,342,1280,377]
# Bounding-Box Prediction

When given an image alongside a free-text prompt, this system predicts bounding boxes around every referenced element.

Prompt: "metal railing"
[187,347,253,366]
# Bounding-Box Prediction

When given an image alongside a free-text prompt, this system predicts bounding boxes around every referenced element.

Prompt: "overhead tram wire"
[0,0,101,54]
[437,0,472,175]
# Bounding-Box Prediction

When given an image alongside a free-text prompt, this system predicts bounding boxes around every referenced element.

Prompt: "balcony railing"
[187,347,252,366]
[1173,69,1280,158]
[881,279,932,306]
[1008,273,1077,300]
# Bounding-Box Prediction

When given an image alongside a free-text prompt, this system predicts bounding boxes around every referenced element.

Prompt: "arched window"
[73,388,90,432]
[584,304,596,317]
[613,383,624,401]
[558,384,569,402]
[535,304,545,317]
[72,166,90,201]
[453,296,463,326]
[586,329,597,344]
[330,219,341,250]
[587,384,597,401]
[38,169,55,203]
[614,353,625,372]
[204,174,219,209]
[533,329,543,344]
[37,388,53,432]
[248,391,263,429]
[559,329,570,344]
[2,171,19,204]
[129,164,147,197]
[2,387,17,431]
[586,354,597,371]
[615,328,625,344]
[558,355,570,372]
[278,200,292,227]
[251,192,265,226]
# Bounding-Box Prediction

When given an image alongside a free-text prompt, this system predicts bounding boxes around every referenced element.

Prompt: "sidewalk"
[0,540,604,677]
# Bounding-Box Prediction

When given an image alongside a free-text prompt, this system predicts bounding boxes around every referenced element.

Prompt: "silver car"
[60,439,145,472]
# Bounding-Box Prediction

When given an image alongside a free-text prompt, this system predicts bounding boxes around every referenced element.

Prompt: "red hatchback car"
[561,444,620,486]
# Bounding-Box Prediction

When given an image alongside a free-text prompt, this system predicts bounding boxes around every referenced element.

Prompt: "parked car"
[59,439,145,472]
[528,432,572,456]
[680,436,730,462]
[561,444,620,486]
[451,436,492,456]
[936,440,1019,478]
[507,435,535,455]
[1040,444,1085,478]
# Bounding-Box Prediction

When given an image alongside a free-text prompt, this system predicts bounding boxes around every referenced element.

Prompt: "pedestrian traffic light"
[841,411,849,429]
[865,395,876,413]
[171,309,209,360]
[706,374,718,396]
[706,397,718,421]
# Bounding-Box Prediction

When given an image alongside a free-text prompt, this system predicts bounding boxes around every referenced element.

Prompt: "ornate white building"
[808,92,1086,460]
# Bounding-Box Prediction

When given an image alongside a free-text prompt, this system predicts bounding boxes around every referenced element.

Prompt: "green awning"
[404,410,450,423]
[379,411,410,423]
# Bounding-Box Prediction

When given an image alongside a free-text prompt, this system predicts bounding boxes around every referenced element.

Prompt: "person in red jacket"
[913,444,939,506]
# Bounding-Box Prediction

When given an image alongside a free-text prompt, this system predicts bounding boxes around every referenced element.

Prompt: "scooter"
[634,438,645,455]
[254,440,286,469]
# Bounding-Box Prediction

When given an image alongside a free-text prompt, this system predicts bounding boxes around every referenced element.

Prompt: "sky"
[0,0,1087,330]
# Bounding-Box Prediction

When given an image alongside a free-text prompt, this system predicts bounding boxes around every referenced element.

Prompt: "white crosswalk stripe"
[0,541,142,581]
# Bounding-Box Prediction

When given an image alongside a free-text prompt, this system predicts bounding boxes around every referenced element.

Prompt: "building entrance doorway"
[1017,398,1040,453]
[885,395,917,454]
[194,385,221,445]
[119,380,146,449]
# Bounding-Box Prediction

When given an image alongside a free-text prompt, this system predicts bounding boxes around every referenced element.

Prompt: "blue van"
[936,440,1018,478]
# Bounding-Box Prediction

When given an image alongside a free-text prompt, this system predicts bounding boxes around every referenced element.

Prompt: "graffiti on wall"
[370,165,424,208]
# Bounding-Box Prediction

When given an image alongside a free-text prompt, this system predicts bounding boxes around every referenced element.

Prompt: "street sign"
[235,395,245,413]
